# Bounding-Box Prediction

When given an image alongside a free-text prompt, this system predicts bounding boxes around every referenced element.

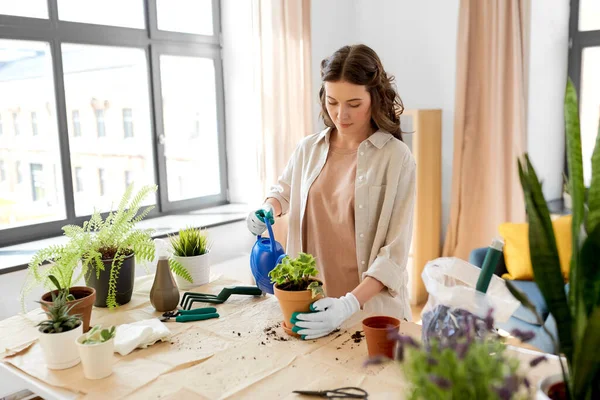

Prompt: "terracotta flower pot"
[40,286,96,332]
[273,281,323,337]
[362,316,400,359]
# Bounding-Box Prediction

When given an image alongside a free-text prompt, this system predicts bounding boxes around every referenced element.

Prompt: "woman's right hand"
[246,203,275,236]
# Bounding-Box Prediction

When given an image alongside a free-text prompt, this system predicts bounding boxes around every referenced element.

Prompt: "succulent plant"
[81,325,116,345]
[37,291,82,334]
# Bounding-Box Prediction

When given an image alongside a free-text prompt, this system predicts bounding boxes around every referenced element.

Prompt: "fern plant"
[269,252,324,298]
[22,185,157,309]
[168,226,211,282]
[37,291,82,334]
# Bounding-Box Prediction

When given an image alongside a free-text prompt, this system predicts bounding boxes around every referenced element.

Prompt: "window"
[122,108,134,138]
[0,113,3,135]
[569,0,600,187]
[16,161,22,184]
[72,110,81,137]
[0,160,5,181]
[75,167,83,192]
[124,170,133,189]
[12,112,20,136]
[31,111,39,136]
[30,163,44,201]
[98,168,106,196]
[0,1,225,246]
[95,109,106,138]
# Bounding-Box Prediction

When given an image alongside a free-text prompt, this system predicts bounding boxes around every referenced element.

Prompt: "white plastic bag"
[420,257,520,344]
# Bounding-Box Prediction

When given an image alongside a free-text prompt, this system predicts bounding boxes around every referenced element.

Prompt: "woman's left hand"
[291,293,360,340]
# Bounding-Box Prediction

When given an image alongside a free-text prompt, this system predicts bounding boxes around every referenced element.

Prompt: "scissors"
[160,307,219,323]
[292,387,368,399]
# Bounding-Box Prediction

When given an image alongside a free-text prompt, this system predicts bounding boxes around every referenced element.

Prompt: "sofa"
[469,247,559,354]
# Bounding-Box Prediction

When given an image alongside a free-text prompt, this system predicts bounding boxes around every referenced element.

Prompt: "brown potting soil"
[97,247,133,261]
[276,278,320,292]
[548,382,568,400]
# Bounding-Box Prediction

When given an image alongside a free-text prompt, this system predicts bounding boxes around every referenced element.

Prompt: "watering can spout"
[265,218,276,253]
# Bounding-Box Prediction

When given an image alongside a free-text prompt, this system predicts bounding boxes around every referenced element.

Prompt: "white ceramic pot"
[537,373,564,400]
[38,324,83,370]
[173,253,211,290]
[76,335,115,380]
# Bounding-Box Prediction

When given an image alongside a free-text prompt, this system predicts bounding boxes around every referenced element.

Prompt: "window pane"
[62,44,156,216]
[579,0,600,31]
[0,1,48,19]
[580,47,600,187]
[123,108,134,138]
[157,0,213,35]
[160,55,221,201]
[0,40,67,230]
[57,0,145,29]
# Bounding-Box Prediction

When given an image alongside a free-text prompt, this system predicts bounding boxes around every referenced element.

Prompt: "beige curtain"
[443,0,530,259]
[252,0,313,198]
[252,0,312,246]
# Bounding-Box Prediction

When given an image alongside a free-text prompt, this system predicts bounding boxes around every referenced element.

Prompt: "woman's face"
[324,80,372,137]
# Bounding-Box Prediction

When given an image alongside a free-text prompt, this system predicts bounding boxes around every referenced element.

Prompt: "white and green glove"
[291,293,360,340]
[246,203,275,236]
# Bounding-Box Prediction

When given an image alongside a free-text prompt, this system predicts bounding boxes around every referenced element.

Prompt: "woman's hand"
[246,203,275,235]
[291,293,360,340]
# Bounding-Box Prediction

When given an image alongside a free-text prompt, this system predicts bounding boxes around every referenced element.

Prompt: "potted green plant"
[83,184,157,308]
[268,252,324,336]
[365,309,544,399]
[37,291,83,370]
[23,239,97,331]
[76,325,116,380]
[509,79,600,400]
[168,226,211,290]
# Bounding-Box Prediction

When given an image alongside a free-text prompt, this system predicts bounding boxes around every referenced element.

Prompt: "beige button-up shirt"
[267,128,416,320]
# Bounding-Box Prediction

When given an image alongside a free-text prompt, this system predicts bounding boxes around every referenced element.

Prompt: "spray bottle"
[150,239,180,312]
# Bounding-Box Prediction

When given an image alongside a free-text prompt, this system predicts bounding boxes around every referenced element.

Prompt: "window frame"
[0,0,228,247]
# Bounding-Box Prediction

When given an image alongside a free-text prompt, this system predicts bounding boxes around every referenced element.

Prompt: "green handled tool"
[181,286,264,310]
[160,307,219,322]
[475,237,504,293]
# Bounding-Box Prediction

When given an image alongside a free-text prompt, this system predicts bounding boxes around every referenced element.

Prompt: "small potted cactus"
[37,291,83,370]
[76,325,116,380]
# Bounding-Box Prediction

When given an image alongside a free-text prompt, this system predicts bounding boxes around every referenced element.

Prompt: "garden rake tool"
[180,285,264,310]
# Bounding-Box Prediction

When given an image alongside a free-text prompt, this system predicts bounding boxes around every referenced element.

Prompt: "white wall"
[527,0,570,200]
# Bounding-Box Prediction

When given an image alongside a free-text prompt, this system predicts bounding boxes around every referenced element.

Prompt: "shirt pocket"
[368,185,387,226]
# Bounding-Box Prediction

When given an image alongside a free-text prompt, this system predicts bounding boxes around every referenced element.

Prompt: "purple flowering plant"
[365,309,548,400]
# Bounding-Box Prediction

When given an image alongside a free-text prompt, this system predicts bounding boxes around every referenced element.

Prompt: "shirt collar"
[315,127,393,149]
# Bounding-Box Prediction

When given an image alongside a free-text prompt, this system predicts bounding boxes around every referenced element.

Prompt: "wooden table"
[0,255,562,399]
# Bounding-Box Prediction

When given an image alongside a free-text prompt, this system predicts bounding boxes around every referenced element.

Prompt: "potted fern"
[509,79,600,400]
[76,325,116,380]
[37,291,83,370]
[268,252,324,337]
[168,226,211,290]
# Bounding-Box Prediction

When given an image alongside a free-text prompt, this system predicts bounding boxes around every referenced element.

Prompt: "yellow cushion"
[499,215,572,281]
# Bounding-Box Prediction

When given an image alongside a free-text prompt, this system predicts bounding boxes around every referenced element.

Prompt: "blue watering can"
[250,215,286,294]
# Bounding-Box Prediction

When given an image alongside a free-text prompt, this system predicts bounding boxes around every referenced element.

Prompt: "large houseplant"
[509,79,600,400]
[22,185,157,310]
[268,252,324,337]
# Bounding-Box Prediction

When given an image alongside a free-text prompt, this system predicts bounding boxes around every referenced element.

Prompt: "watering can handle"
[265,217,276,253]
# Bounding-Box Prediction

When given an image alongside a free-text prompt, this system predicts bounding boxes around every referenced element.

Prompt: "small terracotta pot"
[40,286,96,332]
[273,281,323,337]
[362,316,400,359]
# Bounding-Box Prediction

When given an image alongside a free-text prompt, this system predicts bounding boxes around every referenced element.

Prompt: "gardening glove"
[246,203,275,236]
[290,293,360,340]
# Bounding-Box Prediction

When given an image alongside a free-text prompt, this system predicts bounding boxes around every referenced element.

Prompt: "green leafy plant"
[81,325,116,345]
[47,274,76,302]
[167,226,211,282]
[268,252,324,298]
[22,185,157,309]
[366,310,545,399]
[510,79,600,399]
[37,291,82,334]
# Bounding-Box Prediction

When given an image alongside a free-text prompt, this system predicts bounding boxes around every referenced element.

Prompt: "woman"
[247,44,416,340]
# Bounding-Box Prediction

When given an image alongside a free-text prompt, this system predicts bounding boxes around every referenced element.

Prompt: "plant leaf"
[47,274,62,292]
[573,306,600,399]
[518,156,573,361]
[580,225,600,314]
[587,119,600,234]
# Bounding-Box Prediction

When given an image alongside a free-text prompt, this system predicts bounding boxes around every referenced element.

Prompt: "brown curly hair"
[319,44,404,141]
